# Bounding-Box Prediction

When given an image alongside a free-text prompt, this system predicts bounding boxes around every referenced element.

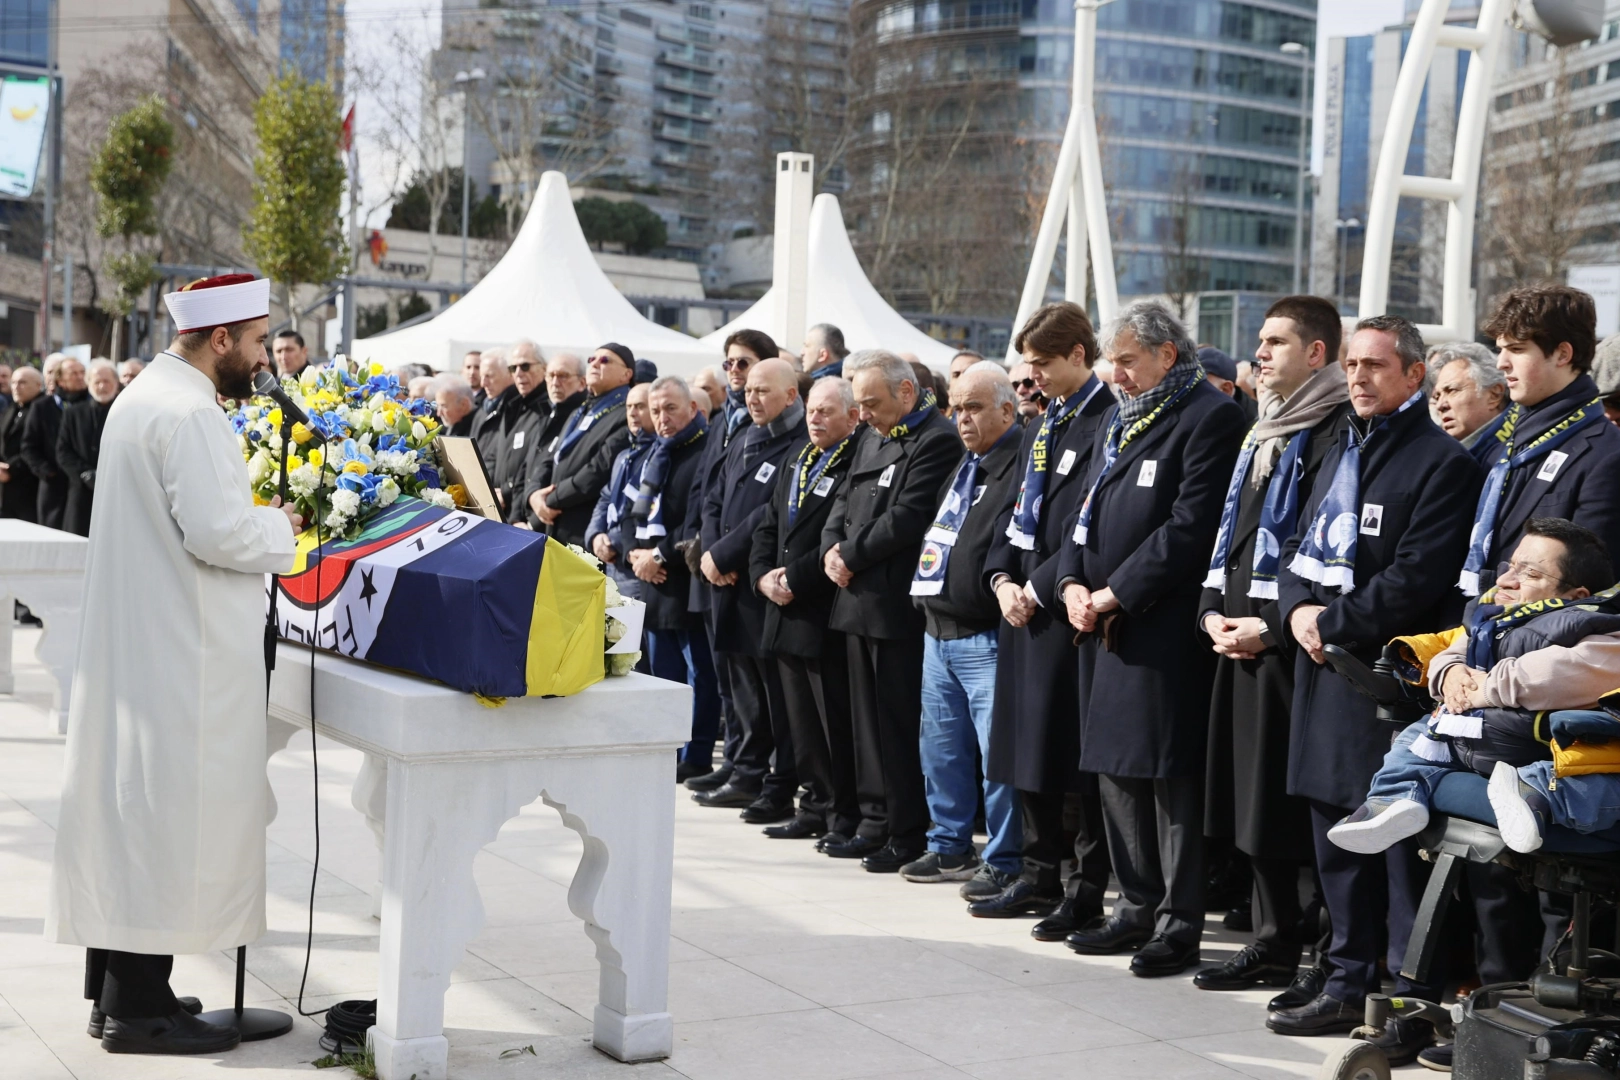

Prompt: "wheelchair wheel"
[1316,1040,1391,1080]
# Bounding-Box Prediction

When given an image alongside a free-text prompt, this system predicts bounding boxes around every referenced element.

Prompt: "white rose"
[376,478,400,507]
[424,488,455,509]
[330,489,362,516]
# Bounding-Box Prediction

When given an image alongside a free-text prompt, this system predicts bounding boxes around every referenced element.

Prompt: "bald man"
[693,358,810,812]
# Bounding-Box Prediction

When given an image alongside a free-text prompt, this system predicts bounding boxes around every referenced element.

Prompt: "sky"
[1312,0,1406,169]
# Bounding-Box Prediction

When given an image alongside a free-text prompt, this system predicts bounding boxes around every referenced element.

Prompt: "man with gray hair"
[471,347,518,481]
[902,361,1024,885]
[433,375,478,437]
[803,323,850,378]
[819,348,961,871]
[1,365,43,523]
[490,339,553,523]
[1053,300,1246,976]
[116,359,144,387]
[57,359,121,535]
[1428,341,1510,465]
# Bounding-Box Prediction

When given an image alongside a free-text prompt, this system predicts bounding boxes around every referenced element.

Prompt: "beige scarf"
[1249,364,1349,486]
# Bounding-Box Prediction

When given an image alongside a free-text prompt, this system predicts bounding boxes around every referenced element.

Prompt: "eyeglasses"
[722,357,752,372]
[510,362,536,373]
[1496,559,1569,590]
[588,353,624,367]
[1014,378,1036,390]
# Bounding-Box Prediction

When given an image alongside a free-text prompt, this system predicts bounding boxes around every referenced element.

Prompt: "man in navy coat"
[1268,316,1483,1062]
[1053,301,1246,978]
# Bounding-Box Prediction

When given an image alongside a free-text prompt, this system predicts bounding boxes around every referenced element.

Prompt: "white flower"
[288,464,321,498]
[324,507,352,532]
[330,489,362,516]
[368,392,389,411]
[247,450,274,485]
[371,410,390,433]
[268,433,283,452]
[411,420,428,441]
[376,478,400,507]
[604,577,622,606]
[424,487,455,509]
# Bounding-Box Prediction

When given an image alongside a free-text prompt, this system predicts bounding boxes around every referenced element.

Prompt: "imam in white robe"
[48,351,296,954]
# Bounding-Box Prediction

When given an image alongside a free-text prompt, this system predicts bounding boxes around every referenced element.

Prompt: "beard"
[216,336,259,400]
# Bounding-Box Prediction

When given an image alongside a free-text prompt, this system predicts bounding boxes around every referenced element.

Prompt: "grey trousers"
[1098,774,1206,947]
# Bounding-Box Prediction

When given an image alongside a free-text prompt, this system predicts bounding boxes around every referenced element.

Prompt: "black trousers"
[708,622,742,768]
[1098,774,1206,947]
[725,652,797,804]
[1251,856,1304,964]
[85,949,178,1020]
[846,632,928,849]
[1310,799,1444,1002]
[1465,862,1541,983]
[777,640,860,835]
[1018,782,1111,910]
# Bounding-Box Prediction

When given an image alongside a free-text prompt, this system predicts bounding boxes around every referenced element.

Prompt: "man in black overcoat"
[820,350,961,872]
[57,360,120,537]
[694,359,807,819]
[1193,296,1350,997]
[975,302,1114,930]
[517,352,587,527]
[750,378,864,842]
[527,345,635,547]
[0,366,42,522]
[23,355,87,529]
[627,376,721,771]
[1268,316,1483,1060]
[488,341,554,524]
[1053,301,1246,978]
[471,350,519,482]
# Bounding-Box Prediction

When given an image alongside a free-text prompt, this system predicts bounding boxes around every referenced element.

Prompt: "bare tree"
[1157,151,1202,322]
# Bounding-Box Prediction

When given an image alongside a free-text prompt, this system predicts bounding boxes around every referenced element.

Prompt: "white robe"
[48,352,296,954]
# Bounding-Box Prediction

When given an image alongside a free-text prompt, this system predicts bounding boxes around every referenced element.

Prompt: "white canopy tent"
[350,171,717,375]
[701,195,961,370]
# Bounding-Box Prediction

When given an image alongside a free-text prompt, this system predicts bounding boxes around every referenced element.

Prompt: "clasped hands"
[822,543,853,588]
[627,548,667,584]
[1060,582,1119,634]
[701,550,738,587]
[994,578,1038,628]
[756,567,795,606]
[1204,614,1268,660]
[528,485,562,525]
[1440,663,1490,714]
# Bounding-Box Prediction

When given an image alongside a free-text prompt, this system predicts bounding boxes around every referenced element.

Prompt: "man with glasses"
[1009,361,1046,422]
[524,345,635,547]
[492,340,553,523]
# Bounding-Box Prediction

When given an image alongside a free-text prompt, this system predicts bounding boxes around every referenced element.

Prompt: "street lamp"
[1280,41,1311,295]
[1335,217,1361,314]
[453,67,486,289]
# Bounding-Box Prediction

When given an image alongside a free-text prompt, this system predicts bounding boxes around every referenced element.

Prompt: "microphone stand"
[199,408,295,1043]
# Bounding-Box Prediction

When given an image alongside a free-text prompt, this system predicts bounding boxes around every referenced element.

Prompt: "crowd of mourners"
[8,286,1620,1071]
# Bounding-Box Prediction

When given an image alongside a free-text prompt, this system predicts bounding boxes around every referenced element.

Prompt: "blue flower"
[416,465,441,488]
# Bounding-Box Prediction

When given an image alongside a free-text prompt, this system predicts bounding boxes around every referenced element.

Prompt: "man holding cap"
[49,274,302,1055]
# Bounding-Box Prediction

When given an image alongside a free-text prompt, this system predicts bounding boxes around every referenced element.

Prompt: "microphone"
[252,369,322,441]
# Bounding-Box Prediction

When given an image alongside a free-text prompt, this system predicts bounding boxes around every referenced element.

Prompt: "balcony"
[595,53,625,75]
[656,122,713,147]
[656,71,718,97]
[654,148,715,171]
[657,98,714,122]
[657,47,717,74]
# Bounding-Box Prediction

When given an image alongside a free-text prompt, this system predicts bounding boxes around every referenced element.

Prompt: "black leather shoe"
[1031,896,1104,941]
[1354,1016,1433,1067]
[739,797,795,824]
[1130,935,1201,978]
[691,781,761,808]
[967,880,1062,919]
[1416,1043,1453,1072]
[685,763,733,792]
[1267,962,1327,1011]
[1065,914,1152,954]
[815,831,851,852]
[764,815,827,839]
[1266,991,1362,1036]
[90,997,202,1039]
[822,834,885,859]
[1193,944,1301,992]
[101,1009,240,1055]
[861,843,923,873]
[676,759,713,784]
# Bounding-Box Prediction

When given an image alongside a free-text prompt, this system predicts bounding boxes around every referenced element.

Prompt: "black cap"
[1197,345,1237,383]
[598,341,636,368]
[633,358,659,385]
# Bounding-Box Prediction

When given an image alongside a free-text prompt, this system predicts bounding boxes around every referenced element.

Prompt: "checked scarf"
[1006,375,1104,550]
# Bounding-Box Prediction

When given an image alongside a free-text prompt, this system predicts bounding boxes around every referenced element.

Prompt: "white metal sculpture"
[1007,0,1118,362]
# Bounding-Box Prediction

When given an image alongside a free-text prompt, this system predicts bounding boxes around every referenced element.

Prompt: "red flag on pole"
[340,105,355,152]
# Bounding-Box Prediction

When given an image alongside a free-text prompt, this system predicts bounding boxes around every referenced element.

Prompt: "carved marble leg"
[264,715,303,826]
[12,577,83,734]
[538,750,675,1063]
[0,592,13,696]
[350,752,388,918]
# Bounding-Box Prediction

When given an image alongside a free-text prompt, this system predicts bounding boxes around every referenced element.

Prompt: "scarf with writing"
[911,427,1018,596]
[1462,404,1520,469]
[555,384,629,460]
[1459,393,1607,595]
[1006,375,1103,550]
[633,411,708,540]
[1288,391,1422,594]
[605,429,655,531]
[884,386,938,443]
[1071,358,1203,545]
[788,433,854,527]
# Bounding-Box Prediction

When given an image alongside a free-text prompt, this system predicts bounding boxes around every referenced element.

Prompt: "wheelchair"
[1315,645,1620,1080]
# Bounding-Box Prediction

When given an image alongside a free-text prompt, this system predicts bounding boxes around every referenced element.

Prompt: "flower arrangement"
[568,544,645,677]
[228,359,459,539]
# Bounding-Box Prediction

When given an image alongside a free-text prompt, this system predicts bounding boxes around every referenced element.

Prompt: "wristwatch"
[1257,623,1278,649]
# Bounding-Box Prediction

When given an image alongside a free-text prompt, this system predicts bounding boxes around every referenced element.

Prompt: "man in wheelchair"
[1326,517,1620,858]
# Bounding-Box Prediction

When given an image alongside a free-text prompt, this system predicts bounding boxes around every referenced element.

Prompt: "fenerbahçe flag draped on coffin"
[270,495,607,698]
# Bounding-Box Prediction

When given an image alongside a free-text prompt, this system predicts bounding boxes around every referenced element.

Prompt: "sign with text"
[0,76,50,199]
[1570,265,1620,339]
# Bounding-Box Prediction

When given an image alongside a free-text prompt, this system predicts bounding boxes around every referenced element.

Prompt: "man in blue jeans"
[903,363,1025,883]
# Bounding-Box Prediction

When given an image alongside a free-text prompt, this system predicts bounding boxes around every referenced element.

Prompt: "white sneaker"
[1326,797,1430,854]
[1488,760,1548,853]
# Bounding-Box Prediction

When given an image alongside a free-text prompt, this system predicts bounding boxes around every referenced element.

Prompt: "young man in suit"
[974,302,1114,926]
[1054,301,1247,978]
[1268,316,1483,1066]
[821,350,962,872]
[750,377,865,842]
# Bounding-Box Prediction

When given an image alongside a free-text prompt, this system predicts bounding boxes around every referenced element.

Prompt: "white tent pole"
[772,152,815,356]
[1075,0,1116,325]
[1439,0,1509,341]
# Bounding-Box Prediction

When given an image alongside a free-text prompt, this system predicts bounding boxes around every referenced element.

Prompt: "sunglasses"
[1014,378,1037,390]
[588,353,624,367]
[722,357,752,372]
[510,362,536,373]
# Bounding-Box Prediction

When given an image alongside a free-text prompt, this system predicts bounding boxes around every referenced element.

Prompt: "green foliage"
[574,197,667,255]
[90,95,174,241]
[99,251,159,318]
[398,292,431,323]
[385,168,504,239]
[311,1047,376,1077]
[243,71,349,293]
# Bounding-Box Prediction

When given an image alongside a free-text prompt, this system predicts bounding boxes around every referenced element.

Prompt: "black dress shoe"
[1354,1016,1433,1067]
[691,781,761,808]
[90,997,202,1039]
[739,797,795,824]
[967,880,1061,919]
[1030,896,1104,941]
[1267,962,1327,1011]
[861,843,924,873]
[685,763,733,792]
[1130,935,1201,978]
[822,834,886,859]
[675,759,713,784]
[1265,991,1363,1036]
[815,831,852,852]
[1193,944,1301,992]
[764,815,827,839]
[1065,914,1152,954]
[101,1009,240,1055]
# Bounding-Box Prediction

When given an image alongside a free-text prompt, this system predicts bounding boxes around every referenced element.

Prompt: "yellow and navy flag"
[272,496,605,697]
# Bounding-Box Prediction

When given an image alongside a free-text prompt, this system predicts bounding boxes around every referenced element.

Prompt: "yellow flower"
[342,460,369,475]
[253,492,271,506]
[308,447,324,467]
[446,483,468,507]
[267,407,283,427]
[290,422,314,445]
[286,454,304,471]
[369,361,384,377]
[420,415,439,432]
